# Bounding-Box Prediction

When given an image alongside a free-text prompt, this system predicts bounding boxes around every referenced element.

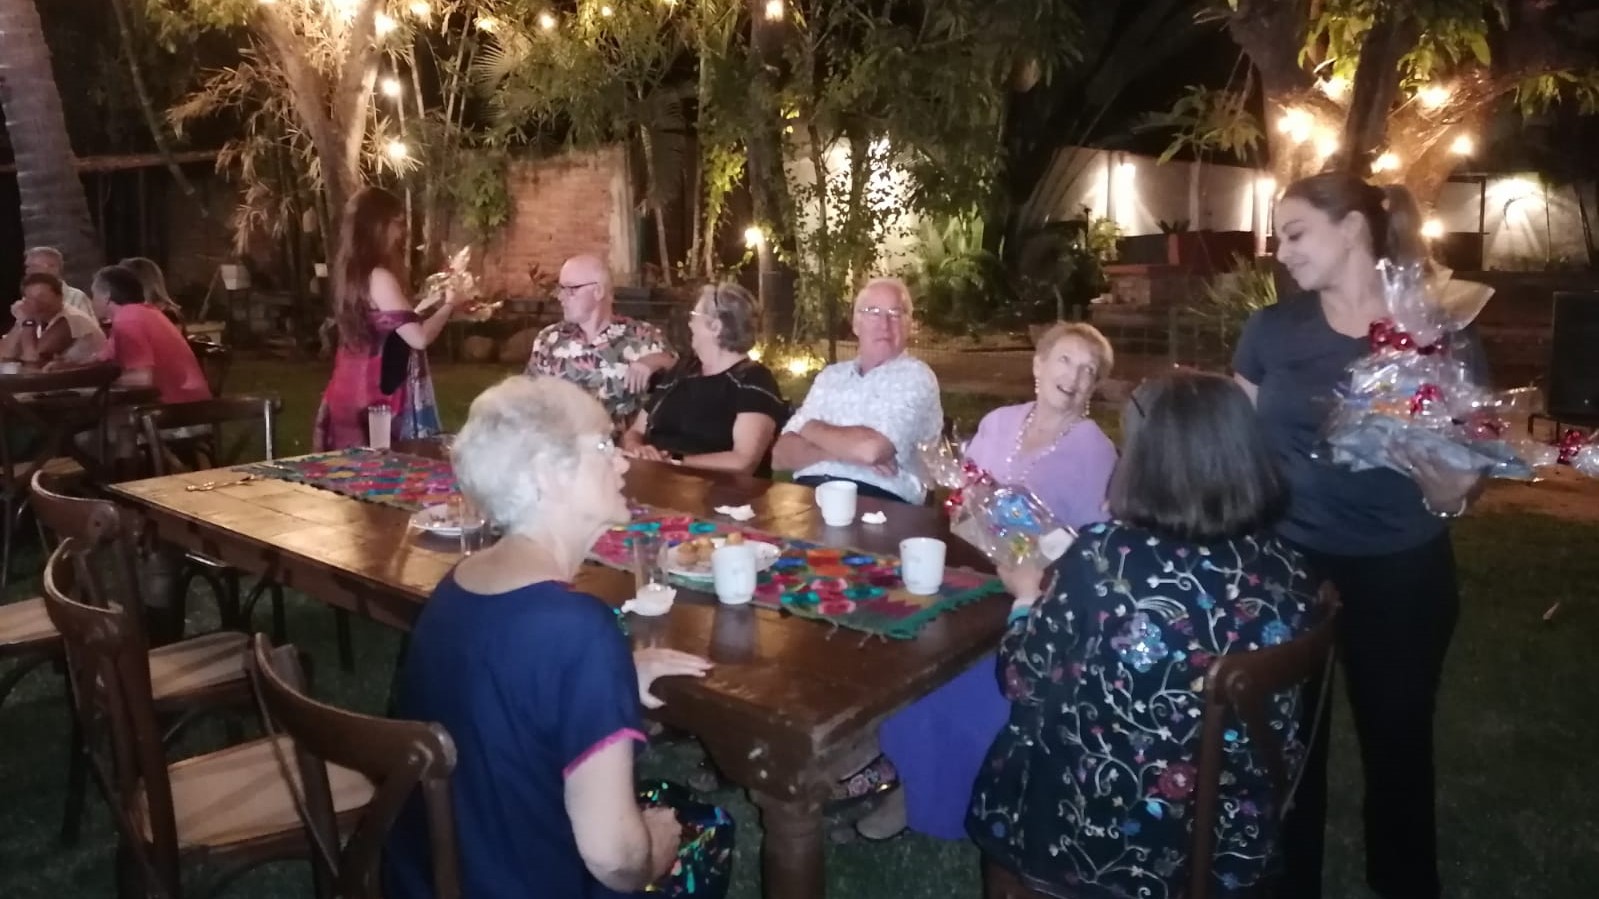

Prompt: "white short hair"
[24,246,63,265]
[451,376,610,530]
[856,277,915,316]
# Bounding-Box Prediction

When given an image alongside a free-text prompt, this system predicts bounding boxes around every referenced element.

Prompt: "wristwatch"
[1423,495,1468,518]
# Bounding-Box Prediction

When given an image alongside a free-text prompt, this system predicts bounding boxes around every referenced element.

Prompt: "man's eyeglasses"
[556,281,598,296]
[856,305,906,322]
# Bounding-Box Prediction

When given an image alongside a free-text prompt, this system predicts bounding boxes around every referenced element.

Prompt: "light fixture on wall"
[1421,218,1445,240]
[1450,134,1475,156]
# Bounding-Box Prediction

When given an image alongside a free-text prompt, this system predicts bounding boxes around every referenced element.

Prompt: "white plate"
[409,504,483,539]
[664,538,781,580]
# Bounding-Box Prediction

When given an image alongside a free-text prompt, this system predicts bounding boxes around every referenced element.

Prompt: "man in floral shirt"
[525,254,676,428]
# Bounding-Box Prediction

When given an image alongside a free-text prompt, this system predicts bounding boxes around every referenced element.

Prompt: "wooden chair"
[187,339,232,398]
[0,542,76,843]
[139,396,354,672]
[981,584,1341,899]
[41,541,375,899]
[249,634,461,899]
[0,363,117,591]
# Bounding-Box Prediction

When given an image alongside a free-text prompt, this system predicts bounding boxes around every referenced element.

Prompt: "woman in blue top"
[968,371,1319,898]
[1232,172,1484,899]
[384,375,716,898]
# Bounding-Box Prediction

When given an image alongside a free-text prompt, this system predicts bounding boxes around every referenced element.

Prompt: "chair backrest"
[139,395,281,476]
[248,634,461,899]
[1187,582,1340,899]
[0,363,119,486]
[41,539,182,895]
[187,339,232,398]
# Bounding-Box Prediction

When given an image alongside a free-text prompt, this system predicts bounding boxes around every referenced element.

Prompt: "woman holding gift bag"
[855,322,1119,841]
[1232,172,1485,899]
[314,187,458,451]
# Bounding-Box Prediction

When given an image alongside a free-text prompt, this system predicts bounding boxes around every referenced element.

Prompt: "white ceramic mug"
[0,362,20,376]
[815,480,858,527]
[899,537,947,596]
[711,543,757,605]
[367,404,394,450]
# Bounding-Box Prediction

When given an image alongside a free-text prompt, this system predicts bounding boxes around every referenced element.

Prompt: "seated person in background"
[0,273,105,368]
[385,376,722,899]
[771,278,942,503]
[525,254,676,431]
[965,321,1119,528]
[968,370,1320,899]
[622,282,788,476]
[88,265,211,403]
[21,246,95,319]
[119,256,185,326]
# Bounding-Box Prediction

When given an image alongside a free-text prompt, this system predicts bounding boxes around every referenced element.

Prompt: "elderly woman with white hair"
[384,376,724,899]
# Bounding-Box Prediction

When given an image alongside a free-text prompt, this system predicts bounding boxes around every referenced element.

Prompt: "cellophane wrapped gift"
[1316,260,1540,480]
[916,437,1075,567]
[416,246,498,321]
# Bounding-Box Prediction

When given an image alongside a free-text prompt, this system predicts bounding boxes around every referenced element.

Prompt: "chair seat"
[0,597,58,647]
[6,456,85,486]
[148,631,250,701]
[137,735,375,848]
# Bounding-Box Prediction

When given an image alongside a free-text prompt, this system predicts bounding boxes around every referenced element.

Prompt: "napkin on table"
[715,504,756,521]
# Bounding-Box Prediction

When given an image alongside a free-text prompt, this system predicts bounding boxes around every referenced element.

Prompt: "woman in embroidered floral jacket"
[968,371,1320,899]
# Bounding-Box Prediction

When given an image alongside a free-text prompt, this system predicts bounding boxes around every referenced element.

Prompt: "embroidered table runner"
[591,506,1004,640]
[246,448,457,510]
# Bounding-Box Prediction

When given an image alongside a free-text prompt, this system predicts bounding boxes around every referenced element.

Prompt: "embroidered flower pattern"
[969,522,1317,898]
[526,317,667,424]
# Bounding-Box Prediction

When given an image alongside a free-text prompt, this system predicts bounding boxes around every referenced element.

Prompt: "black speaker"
[1548,291,1599,421]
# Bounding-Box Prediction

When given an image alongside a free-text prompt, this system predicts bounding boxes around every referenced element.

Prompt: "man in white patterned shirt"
[773,277,943,503]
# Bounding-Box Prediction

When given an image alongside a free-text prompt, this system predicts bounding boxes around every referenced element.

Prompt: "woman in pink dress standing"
[314,187,460,451]
[859,322,1120,840]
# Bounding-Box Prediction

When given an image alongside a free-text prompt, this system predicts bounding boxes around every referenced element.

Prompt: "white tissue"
[621,584,676,617]
[860,511,887,525]
[715,504,757,521]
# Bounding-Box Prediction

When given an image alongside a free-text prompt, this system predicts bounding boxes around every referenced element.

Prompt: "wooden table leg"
[752,791,825,899]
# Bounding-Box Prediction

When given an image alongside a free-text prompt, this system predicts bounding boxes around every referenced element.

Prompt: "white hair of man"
[855,276,915,316]
[25,246,64,268]
[451,375,611,533]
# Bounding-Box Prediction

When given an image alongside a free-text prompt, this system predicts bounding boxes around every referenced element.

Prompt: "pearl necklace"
[1005,402,1081,480]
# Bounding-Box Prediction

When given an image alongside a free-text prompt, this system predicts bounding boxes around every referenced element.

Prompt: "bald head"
[556,254,613,327]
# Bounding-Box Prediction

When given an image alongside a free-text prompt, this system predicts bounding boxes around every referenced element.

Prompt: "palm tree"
[0,0,101,290]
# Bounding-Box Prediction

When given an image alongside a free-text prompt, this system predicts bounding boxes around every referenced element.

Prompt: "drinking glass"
[367,404,394,450]
[453,494,488,556]
[631,532,664,591]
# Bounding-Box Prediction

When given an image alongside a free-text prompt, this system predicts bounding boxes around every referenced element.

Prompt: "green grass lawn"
[0,358,1593,897]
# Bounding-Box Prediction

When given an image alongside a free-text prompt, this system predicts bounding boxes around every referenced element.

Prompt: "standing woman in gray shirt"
[1232,171,1483,899]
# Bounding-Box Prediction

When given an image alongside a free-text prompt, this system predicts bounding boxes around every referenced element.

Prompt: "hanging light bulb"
[1372,151,1400,173]
[1417,84,1451,110]
[1421,219,1445,240]
[380,77,402,98]
[764,0,785,21]
[475,15,499,32]
[386,140,410,161]
[1319,75,1350,101]
[374,13,398,35]
[600,4,615,17]
[408,1,430,15]
[539,11,557,29]
[1314,127,1340,158]
[743,225,765,248]
[1450,134,1475,156]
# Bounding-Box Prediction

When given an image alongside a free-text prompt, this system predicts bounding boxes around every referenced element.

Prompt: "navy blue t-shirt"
[384,575,644,899]
[1232,292,1486,557]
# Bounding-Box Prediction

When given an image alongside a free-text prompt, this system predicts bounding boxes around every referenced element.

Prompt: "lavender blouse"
[964,402,1118,529]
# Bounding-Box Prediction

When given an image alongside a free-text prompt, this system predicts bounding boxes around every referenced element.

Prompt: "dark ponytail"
[1281,172,1429,268]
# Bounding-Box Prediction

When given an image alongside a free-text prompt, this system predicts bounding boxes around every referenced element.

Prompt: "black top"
[1233,291,1487,557]
[644,358,789,475]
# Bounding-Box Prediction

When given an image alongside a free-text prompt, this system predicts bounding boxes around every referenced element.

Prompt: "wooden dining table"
[108,453,1012,899]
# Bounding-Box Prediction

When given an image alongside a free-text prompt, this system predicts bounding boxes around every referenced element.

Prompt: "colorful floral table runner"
[246,448,457,510]
[591,506,1004,640]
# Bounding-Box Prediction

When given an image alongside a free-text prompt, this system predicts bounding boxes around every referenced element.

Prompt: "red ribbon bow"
[1558,428,1590,465]
[944,461,993,517]
[1409,383,1443,416]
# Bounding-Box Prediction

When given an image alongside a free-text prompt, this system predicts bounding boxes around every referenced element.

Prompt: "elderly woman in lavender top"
[859,321,1119,841]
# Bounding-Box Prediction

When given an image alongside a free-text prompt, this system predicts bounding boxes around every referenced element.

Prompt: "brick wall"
[463,145,636,299]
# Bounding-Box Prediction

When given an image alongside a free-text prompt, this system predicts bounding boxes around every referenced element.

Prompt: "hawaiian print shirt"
[525,316,669,425]
[968,521,1320,899]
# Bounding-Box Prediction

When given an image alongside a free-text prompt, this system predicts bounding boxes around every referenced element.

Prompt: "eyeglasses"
[856,305,907,321]
[556,281,597,296]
